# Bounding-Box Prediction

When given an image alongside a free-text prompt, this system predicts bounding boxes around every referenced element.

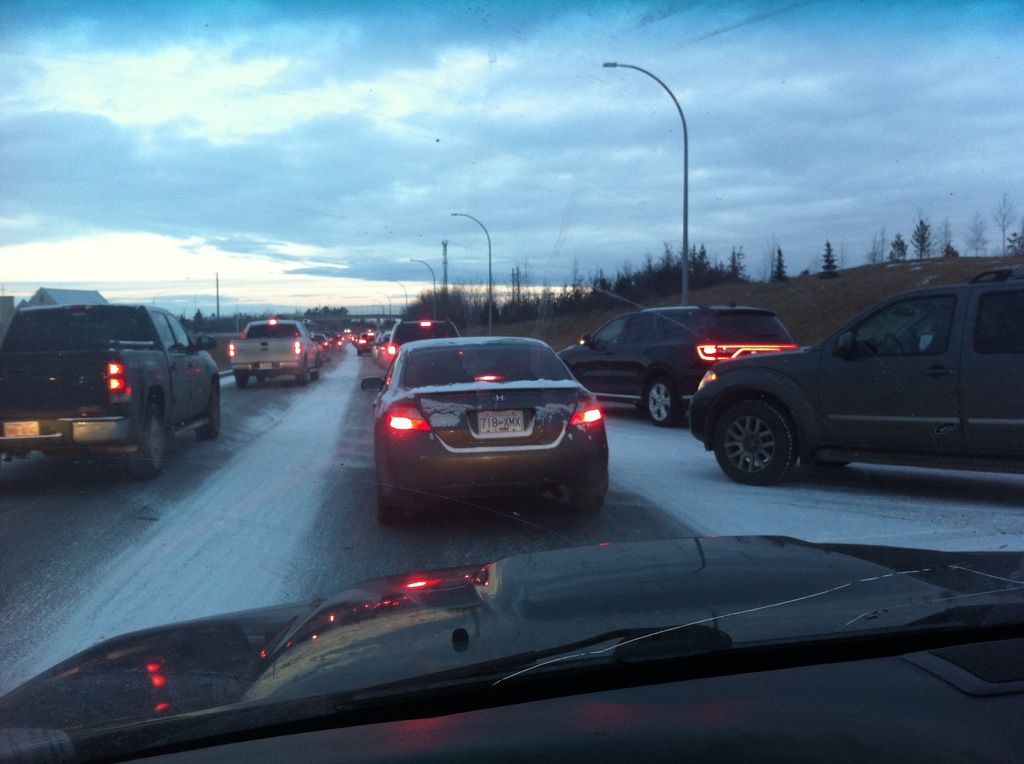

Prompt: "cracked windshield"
[1,1,1023,760]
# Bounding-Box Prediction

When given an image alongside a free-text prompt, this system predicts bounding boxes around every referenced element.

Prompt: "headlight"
[697,370,717,392]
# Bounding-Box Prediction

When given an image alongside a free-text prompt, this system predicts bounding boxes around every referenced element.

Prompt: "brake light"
[696,342,798,362]
[419,321,432,327]
[387,404,431,431]
[570,396,603,426]
[474,374,504,382]
[107,360,131,402]
[294,340,302,355]
[269,318,278,325]
[228,341,236,358]
[387,344,397,356]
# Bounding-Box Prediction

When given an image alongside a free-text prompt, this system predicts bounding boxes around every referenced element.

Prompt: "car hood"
[3,536,1024,738]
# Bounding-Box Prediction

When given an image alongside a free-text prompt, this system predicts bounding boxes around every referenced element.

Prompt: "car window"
[245,323,301,339]
[152,313,178,350]
[165,314,192,349]
[392,321,459,344]
[974,290,1024,354]
[853,295,957,357]
[402,345,572,388]
[591,316,629,346]
[1,306,157,352]
[622,314,657,344]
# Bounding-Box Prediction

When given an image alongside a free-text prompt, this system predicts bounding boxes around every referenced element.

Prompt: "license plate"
[478,409,525,436]
[258,362,274,369]
[4,421,40,437]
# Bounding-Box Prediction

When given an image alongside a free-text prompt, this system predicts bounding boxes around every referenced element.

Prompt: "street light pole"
[410,259,437,318]
[378,293,393,323]
[451,212,493,335]
[392,280,409,316]
[603,61,689,306]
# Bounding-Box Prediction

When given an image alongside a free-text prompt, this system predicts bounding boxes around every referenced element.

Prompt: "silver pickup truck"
[229,319,322,388]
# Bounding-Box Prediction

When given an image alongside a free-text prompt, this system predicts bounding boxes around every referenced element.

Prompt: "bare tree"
[993,192,1017,257]
[937,218,953,255]
[965,212,988,256]
[866,226,887,265]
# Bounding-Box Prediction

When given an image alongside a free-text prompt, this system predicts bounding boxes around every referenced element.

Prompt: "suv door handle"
[924,366,956,377]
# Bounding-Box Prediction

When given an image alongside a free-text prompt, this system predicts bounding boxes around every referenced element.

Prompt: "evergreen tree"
[771,246,788,282]
[689,243,711,287]
[943,243,960,258]
[727,247,746,281]
[819,240,839,278]
[889,233,908,262]
[911,218,932,259]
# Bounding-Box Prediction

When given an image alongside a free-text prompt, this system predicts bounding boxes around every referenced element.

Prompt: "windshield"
[1,1,1022,759]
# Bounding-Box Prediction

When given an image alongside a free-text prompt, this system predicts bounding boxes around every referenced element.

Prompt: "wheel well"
[707,389,798,449]
[642,368,675,394]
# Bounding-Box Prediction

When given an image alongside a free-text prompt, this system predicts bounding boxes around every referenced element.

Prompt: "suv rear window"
[402,344,572,388]
[699,313,792,342]
[390,320,459,345]
[245,323,301,339]
[1,306,157,352]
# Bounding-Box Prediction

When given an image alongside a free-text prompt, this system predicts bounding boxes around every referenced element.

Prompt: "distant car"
[558,306,796,426]
[689,267,1024,485]
[371,331,392,366]
[375,319,460,367]
[310,332,332,360]
[360,337,609,523]
[355,332,374,355]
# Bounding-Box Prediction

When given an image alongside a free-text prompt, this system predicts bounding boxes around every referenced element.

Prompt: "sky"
[1,0,1021,316]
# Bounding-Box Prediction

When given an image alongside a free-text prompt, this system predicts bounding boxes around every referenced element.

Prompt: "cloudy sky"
[1,1,1021,315]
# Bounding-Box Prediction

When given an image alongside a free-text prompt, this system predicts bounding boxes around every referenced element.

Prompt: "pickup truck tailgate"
[233,339,299,364]
[0,352,111,418]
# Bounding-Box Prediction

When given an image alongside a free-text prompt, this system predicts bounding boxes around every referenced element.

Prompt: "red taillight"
[405,577,443,590]
[570,397,603,426]
[696,342,798,362]
[387,343,397,356]
[107,359,131,401]
[293,340,302,355]
[269,318,278,325]
[419,321,432,327]
[228,341,236,358]
[474,374,504,382]
[387,404,430,432]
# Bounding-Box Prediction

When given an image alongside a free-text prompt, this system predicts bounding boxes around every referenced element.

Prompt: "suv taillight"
[294,340,302,355]
[387,343,397,356]
[107,360,131,403]
[228,341,236,358]
[696,342,798,362]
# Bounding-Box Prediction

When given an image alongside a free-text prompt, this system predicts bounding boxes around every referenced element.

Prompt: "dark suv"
[378,319,460,366]
[689,267,1024,485]
[558,307,796,425]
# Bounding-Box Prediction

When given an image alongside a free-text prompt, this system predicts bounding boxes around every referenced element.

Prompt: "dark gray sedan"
[361,337,609,523]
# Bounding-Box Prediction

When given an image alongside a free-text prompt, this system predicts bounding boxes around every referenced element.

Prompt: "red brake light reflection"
[150,674,166,688]
[474,374,504,382]
[405,577,444,589]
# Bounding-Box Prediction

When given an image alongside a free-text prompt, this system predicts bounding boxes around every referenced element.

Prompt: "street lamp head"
[602,62,618,68]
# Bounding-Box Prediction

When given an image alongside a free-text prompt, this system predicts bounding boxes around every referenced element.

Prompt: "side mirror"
[196,335,217,351]
[361,377,385,392]
[833,331,854,359]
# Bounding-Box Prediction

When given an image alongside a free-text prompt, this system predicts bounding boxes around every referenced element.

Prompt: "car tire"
[644,375,683,427]
[376,485,405,525]
[712,399,796,486]
[127,403,167,480]
[569,485,605,513]
[234,371,249,389]
[294,360,309,386]
[310,364,321,381]
[195,382,220,440]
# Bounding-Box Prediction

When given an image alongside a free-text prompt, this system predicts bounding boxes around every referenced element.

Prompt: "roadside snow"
[604,406,1024,552]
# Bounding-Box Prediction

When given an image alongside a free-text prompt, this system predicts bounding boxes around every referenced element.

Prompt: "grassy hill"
[482,255,1024,350]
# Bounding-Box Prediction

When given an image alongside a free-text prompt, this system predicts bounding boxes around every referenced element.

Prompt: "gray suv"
[558,306,795,426]
[689,267,1024,484]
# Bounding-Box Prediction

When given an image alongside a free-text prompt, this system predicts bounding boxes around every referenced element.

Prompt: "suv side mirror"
[833,331,854,359]
[361,377,385,392]
[195,335,217,351]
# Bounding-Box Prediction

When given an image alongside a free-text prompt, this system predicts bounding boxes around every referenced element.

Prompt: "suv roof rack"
[969,266,1024,283]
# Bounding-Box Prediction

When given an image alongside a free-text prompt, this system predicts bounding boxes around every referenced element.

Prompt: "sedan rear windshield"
[245,323,301,339]
[402,344,573,388]
[1,306,157,352]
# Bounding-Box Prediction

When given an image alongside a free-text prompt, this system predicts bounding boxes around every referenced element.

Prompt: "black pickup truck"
[0,304,221,479]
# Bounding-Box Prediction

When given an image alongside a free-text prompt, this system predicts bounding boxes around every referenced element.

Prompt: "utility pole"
[441,240,449,291]
[215,272,220,319]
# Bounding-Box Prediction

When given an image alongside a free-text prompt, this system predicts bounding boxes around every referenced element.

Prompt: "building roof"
[19,288,108,307]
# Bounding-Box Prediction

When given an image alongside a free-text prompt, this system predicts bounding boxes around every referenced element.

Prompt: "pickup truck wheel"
[310,362,321,381]
[294,360,309,386]
[233,371,249,389]
[128,405,167,480]
[712,400,795,486]
[195,383,220,440]
[644,376,683,427]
